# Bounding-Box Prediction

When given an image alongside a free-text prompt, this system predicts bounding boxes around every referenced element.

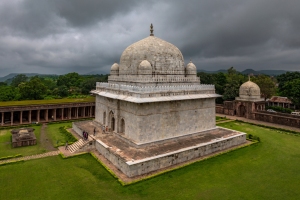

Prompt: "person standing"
[65,141,68,150]
[103,126,105,134]
[86,132,89,140]
[94,128,96,136]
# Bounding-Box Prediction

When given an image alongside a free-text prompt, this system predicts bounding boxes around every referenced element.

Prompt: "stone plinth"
[11,128,36,148]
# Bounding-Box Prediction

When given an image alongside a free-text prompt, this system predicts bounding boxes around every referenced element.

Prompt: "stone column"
[90,106,92,117]
[45,109,48,122]
[61,108,64,120]
[69,108,71,119]
[76,107,79,119]
[11,111,13,126]
[1,112,4,126]
[37,110,40,123]
[20,111,23,125]
[83,107,86,118]
[53,109,56,121]
[29,110,32,123]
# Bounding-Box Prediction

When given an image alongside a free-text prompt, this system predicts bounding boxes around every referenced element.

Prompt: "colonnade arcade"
[0,103,95,126]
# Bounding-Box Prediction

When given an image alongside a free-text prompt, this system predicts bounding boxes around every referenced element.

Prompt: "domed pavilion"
[88,24,246,178]
[216,76,265,118]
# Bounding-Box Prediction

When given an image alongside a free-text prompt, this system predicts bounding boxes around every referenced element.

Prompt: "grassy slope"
[45,122,73,146]
[0,122,300,199]
[0,97,95,107]
[0,126,49,157]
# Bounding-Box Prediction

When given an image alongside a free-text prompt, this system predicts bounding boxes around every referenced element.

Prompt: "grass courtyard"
[0,125,49,157]
[1,121,300,199]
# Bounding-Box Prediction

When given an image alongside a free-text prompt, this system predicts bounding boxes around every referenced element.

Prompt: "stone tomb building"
[11,128,36,148]
[216,78,265,118]
[84,25,247,177]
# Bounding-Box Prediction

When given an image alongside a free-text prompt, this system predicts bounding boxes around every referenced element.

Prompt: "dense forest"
[0,73,108,101]
[0,68,299,108]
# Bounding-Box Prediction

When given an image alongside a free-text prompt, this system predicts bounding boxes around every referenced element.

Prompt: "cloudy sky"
[0,0,300,76]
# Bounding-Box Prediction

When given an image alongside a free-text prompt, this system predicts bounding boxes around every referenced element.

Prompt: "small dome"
[186,60,196,71]
[138,60,152,70]
[239,81,260,97]
[111,62,119,70]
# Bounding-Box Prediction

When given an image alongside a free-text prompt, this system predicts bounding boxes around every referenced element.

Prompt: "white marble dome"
[110,62,119,76]
[186,60,197,77]
[239,80,261,99]
[119,36,185,76]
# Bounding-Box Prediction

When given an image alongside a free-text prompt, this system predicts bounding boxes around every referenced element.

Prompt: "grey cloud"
[0,0,300,76]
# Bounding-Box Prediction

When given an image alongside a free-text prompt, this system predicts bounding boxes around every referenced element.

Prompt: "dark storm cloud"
[0,0,300,76]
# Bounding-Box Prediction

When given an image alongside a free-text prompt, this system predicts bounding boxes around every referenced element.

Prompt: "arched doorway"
[239,105,246,117]
[103,112,106,125]
[109,111,115,131]
[111,117,115,131]
[120,118,125,133]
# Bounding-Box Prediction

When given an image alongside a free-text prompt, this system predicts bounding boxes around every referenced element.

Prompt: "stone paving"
[0,150,60,164]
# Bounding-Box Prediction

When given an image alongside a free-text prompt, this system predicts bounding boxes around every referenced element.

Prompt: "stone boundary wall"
[257,110,300,119]
[254,112,300,128]
[95,128,247,177]
[216,105,235,116]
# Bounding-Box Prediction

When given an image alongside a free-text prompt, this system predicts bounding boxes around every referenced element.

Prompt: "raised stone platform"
[72,120,246,177]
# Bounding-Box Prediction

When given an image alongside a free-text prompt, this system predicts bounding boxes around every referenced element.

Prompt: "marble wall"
[95,95,216,143]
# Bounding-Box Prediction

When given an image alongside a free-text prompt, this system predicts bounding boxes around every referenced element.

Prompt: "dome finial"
[190,58,192,63]
[150,23,154,36]
[115,59,117,63]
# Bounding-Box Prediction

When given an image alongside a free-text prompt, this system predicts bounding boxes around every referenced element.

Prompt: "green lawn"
[45,122,73,146]
[0,97,95,107]
[0,126,49,157]
[1,121,300,199]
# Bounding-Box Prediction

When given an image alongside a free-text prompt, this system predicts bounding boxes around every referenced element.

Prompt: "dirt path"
[0,150,60,164]
[40,123,56,151]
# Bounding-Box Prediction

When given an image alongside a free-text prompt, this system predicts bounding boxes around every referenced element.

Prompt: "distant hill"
[197,69,228,74]
[0,73,57,82]
[197,69,298,76]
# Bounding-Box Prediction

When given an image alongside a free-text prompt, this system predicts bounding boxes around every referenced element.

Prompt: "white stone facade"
[95,95,216,143]
[92,30,222,144]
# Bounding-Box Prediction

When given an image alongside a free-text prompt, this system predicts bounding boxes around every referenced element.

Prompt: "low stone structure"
[11,128,36,148]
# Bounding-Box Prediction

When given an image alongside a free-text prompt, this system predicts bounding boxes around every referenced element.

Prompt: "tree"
[281,79,300,108]
[222,67,247,101]
[81,77,103,94]
[58,85,69,97]
[11,74,28,87]
[19,79,47,100]
[251,75,276,100]
[0,86,20,101]
[57,72,83,88]
[277,72,300,92]
[222,79,241,101]
[0,82,7,86]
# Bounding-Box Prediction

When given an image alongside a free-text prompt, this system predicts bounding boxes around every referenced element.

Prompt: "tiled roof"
[267,96,292,104]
